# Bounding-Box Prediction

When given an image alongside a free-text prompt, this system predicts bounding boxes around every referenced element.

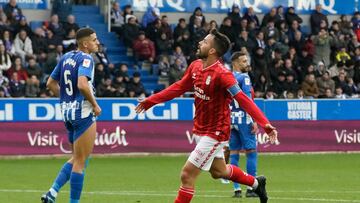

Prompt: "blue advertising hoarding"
[0,0,47,9]
[0,98,360,122]
[119,0,357,15]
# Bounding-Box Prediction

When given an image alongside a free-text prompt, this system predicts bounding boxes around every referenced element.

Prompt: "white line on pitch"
[0,189,360,202]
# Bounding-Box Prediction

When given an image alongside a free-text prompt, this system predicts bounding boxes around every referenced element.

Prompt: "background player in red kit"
[135,29,278,203]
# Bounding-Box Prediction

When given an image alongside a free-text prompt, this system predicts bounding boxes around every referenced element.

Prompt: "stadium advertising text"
[287,101,317,120]
[0,0,47,9]
[26,126,129,154]
[119,0,354,14]
[335,129,360,144]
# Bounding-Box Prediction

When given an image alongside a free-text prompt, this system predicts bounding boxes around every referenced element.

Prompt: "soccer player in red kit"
[135,29,277,203]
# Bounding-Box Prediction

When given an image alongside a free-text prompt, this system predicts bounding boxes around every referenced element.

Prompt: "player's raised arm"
[135,63,194,113]
[222,72,278,142]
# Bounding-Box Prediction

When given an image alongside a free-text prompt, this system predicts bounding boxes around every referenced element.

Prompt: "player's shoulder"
[215,61,232,76]
[189,59,202,69]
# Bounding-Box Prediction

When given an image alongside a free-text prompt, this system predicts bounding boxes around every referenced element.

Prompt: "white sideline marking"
[0,189,360,202]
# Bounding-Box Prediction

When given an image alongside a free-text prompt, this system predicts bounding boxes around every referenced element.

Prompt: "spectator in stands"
[348,35,360,56]
[175,31,192,59]
[31,28,47,59]
[122,5,133,24]
[46,29,62,52]
[251,46,268,79]
[283,58,298,80]
[127,72,146,97]
[173,18,189,42]
[345,77,359,97]
[118,63,130,83]
[142,7,160,28]
[268,58,283,83]
[345,59,355,79]
[272,71,287,97]
[3,0,22,24]
[14,15,32,37]
[322,88,334,98]
[96,77,116,97]
[289,30,304,55]
[338,15,353,37]
[317,71,335,97]
[313,29,334,67]
[334,86,347,99]
[234,30,255,53]
[161,15,172,40]
[254,31,266,49]
[314,61,326,78]
[2,30,14,55]
[219,17,236,43]
[310,4,328,35]
[190,17,207,45]
[8,72,25,97]
[93,44,111,68]
[62,29,76,52]
[94,63,109,87]
[170,46,187,69]
[133,31,156,64]
[275,6,285,22]
[52,0,72,23]
[0,85,9,97]
[209,20,218,30]
[122,15,140,47]
[301,73,319,98]
[156,32,172,55]
[335,47,351,63]
[352,12,360,41]
[261,19,279,41]
[0,11,13,32]
[6,56,27,82]
[110,2,124,35]
[0,43,11,75]
[43,44,63,75]
[26,57,42,80]
[25,75,40,97]
[227,4,241,33]
[285,7,303,27]
[146,18,163,43]
[112,74,127,97]
[48,14,66,38]
[189,7,206,29]
[158,55,170,77]
[63,15,79,35]
[254,73,270,98]
[14,29,33,63]
[261,7,277,28]
[243,7,259,28]
[169,57,185,85]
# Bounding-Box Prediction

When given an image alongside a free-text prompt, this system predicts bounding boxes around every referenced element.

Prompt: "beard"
[196,48,208,59]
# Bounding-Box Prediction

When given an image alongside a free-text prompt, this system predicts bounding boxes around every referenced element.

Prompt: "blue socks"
[246,151,257,177]
[70,172,84,203]
[49,162,73,198]
[230,154,240,191]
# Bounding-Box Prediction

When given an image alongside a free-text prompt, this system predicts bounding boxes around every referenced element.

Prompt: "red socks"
[174,186,194,203]
[227,164,255,186]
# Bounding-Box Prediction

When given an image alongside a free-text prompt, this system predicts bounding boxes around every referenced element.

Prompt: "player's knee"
[180,170,192,184]
[210,170,224,179]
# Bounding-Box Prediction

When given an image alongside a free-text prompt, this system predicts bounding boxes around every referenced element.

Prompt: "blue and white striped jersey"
[50,50,95,122]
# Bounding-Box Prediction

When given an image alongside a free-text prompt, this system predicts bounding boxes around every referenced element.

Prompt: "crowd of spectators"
[0,0,146,98]
[112,3,360,99]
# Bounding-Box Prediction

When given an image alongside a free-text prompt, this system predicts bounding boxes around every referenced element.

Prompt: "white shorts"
[188,135,227,171]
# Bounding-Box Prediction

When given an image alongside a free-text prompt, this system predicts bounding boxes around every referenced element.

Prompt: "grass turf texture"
[0,153,359,203]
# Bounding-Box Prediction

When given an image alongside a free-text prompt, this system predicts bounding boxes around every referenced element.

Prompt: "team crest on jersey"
[192,72,196,79]
[205,75,211,85]
[83,59,91,68]
[245,78,250,85]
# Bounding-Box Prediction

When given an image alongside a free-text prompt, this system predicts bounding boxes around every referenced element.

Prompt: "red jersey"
[144,59,270,142]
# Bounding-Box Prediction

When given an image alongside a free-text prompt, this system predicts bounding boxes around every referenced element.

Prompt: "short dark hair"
[231,51,246,62]
[76,27,95,42]
[210,29,230,57]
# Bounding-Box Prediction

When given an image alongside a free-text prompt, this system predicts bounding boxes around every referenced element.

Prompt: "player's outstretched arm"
[46,76,60,97]
[78,76,101,116]
[233,91,278,143]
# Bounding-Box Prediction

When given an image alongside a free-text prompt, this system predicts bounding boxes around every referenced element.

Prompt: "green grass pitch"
[0,153,359,203]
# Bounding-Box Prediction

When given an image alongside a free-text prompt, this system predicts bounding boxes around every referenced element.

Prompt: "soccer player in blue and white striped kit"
[229,51,259,198]
[41,28,101,203]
